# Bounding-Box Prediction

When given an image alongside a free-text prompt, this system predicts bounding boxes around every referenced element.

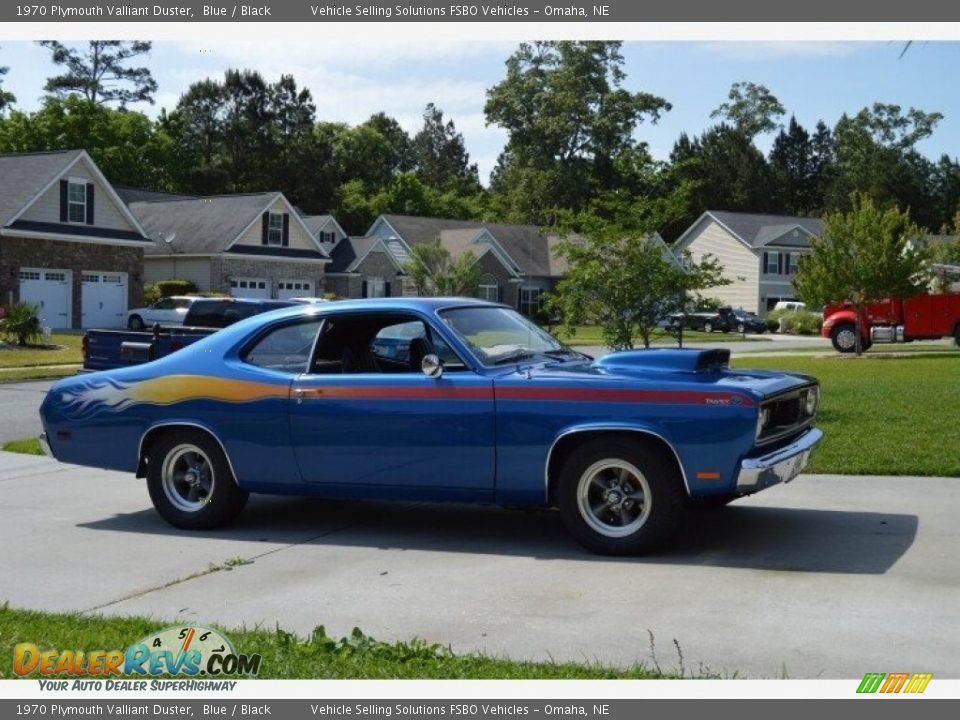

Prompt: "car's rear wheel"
[558,438,685,555]
[146,429,248,530]
[830,323,858,353]
[736,323,746,334]
[703,321,713,333]
[128,315,144,330]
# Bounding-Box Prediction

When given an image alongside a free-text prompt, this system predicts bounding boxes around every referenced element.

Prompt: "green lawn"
[552,324,764,346]
[2,439,43,455]
[0,334,83,368]
[733,354,960,477]
[0,605,670,680]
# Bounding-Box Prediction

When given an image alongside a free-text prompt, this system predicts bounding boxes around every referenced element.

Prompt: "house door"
[81,271,128,328]
[277,280,314,299]
[18,268,72,329]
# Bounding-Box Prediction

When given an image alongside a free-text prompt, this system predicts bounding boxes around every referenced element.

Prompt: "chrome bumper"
[38,432,53,458]
[736,428,822,492]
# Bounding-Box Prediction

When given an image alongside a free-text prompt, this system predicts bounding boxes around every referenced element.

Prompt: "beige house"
[127,192,331,299]
[672,210,823,314]
[0,150,152,329]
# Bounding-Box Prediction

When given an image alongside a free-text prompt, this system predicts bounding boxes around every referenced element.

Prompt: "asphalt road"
[1,450,957,679]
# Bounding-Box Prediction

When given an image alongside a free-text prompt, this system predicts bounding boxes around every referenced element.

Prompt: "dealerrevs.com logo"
[857,672,933,694]
[14,625,261,680]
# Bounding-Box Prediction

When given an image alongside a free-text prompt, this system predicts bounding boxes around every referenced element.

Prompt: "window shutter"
[777,254,784,274]
[384,281,391,297]
[361,280,368,298]
[59,180,68,222]
[282,213,290,247]
[261,212,269,245]
[763,252,769,273]
[86,183,95,225]
[497,286,504,303]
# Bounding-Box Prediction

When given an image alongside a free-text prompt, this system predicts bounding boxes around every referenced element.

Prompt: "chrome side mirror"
[421,354,443,378]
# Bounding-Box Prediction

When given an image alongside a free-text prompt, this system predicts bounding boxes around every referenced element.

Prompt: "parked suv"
[126,296,198,330]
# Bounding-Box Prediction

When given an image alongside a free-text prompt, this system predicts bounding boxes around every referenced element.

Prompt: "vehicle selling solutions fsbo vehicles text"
[309,5,533,17]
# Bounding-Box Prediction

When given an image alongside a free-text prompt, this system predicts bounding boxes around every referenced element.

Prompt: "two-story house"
[672,210,823,314]
[126,192,331,299]
[0,150,152,329]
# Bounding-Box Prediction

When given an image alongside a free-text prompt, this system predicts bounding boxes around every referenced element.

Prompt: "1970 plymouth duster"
[39,298,822,554]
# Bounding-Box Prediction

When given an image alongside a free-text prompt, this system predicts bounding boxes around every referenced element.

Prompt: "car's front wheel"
[128,315,144,330]
[558,438,685,555]
[146,429,248,530]
[703,321,713,333]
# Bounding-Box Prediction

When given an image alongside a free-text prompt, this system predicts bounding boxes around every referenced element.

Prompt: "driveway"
[0,380,54,445]
[1,451,957,679]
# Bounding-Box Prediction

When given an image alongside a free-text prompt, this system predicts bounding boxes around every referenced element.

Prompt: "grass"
[552,325,763,346]
[733,354,960,477]
[2,439,43,455]
[0,334,83,367]
[0,333,82,382]
[0,605,672,680]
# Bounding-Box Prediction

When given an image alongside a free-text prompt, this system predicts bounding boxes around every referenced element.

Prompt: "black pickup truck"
[669,306,767,334]
[83,298,295,371]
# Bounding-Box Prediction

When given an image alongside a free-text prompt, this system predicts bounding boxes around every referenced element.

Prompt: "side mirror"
[421,353,443,378]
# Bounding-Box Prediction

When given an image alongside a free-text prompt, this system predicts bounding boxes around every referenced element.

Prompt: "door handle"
[294,388,304,405]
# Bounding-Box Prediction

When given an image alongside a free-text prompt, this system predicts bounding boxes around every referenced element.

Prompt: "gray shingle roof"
[300,215,336,237]
[378,214,560,277]
[708,211,823,248]
[0,150,84,226]
[114,186,197,205]
[130,192,284,255]
[327,236,378,273]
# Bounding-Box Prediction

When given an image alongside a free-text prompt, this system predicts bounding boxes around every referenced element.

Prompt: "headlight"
[804,386,820,416]
[756,406,770,438]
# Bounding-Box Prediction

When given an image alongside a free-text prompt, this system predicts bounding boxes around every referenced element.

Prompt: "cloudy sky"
[2,38,960,184]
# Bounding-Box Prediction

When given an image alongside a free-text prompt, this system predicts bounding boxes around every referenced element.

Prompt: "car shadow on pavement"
[80,495,917,574]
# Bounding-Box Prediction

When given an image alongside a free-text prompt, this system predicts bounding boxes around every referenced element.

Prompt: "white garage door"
[81,272,128,329]
[19,268,72,329]
[277,279,314,300]
[229,277,270,299]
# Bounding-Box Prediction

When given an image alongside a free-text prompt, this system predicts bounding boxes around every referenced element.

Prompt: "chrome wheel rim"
[161,444,214,512]
[835,328,857,351]
[703,322,712,332]
[576,459,651,538]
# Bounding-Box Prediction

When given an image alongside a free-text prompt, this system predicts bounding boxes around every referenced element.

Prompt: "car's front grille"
[757,385,818,444]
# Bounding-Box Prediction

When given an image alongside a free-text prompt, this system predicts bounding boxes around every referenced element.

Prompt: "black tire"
[128,315,145,331]
[736,323,746,334]
[830,323,858,353]
[146,429,248,530]
[558,438,685,555]
[703,321,713,333]
[954,324,960,347]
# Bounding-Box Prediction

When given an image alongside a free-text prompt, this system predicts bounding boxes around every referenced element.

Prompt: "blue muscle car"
[39,298,822,555]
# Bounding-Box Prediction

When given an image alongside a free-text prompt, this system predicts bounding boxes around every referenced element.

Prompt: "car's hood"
[505,348,816,399]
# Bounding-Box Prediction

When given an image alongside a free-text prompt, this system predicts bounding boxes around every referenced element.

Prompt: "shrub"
[142,283,162,306]
[0,302,43,346]
[767,309,822,335]
[154,279,198,298]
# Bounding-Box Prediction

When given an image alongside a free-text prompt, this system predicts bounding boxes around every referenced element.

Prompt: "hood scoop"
[594,348,731,374]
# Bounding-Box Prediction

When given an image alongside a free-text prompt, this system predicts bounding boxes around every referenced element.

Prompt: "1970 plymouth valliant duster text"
[39,298,822,554]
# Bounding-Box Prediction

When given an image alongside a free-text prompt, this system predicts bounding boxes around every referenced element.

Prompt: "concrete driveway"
[1,450,957,679]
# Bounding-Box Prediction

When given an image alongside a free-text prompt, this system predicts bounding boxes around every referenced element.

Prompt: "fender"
[544,422,691,501]
[137,420,240,487]
[821,308,861,333]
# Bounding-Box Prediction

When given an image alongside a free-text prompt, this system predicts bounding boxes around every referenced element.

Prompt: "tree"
[485,41,669,223]
[0,303,43,347]
[37,41,158,106]
[402,239,481,297]
[0,48,15,112]
[770,116,818,214]
[413,103,481,196]
[549,216,728,350]
[794,194,931,355]
[710,81,785,139]
[364,112,414,176]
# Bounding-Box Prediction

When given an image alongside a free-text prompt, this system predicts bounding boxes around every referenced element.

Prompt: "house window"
[787,252,801,275]
[366,277,386,298]
[68,180,87,223]
[267,211,284,245]
[477,274,499,302]
[519,287,543,319]
[765,251,781,275]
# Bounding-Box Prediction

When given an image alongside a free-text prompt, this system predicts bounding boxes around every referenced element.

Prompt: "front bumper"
[736,428,822,492]
[38,432,53,458]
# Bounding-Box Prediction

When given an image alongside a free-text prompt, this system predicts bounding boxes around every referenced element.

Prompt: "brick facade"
[0,237,143,329]
[208,256,327,297]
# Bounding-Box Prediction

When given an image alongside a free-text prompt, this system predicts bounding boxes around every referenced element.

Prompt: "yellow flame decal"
[126,375,289,405]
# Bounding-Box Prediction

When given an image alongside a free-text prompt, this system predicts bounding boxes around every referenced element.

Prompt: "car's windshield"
[438,306,571,365]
